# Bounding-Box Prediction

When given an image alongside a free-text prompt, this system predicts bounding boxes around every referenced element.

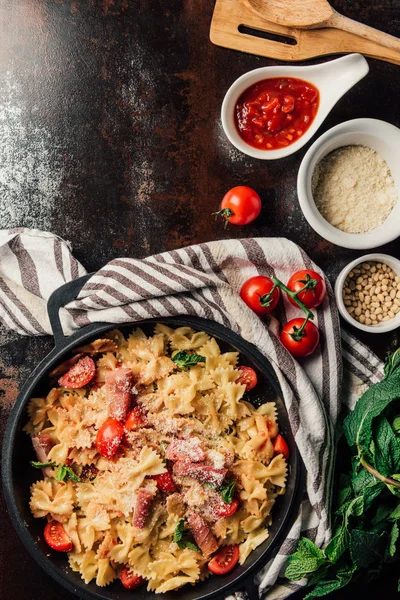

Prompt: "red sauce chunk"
[234,77,319,150]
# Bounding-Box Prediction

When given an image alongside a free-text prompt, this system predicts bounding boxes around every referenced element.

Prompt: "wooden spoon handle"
[328,11,400,52]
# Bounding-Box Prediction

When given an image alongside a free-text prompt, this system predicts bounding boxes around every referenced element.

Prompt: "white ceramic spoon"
[221,53,369,160]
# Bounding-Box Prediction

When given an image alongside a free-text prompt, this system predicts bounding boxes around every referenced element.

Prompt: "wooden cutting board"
[210,0,400,65]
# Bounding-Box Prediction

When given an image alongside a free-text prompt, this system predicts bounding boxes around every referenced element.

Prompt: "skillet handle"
[47,274,92,347]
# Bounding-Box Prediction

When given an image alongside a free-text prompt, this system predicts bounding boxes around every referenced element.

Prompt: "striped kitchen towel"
[0,228,383,599]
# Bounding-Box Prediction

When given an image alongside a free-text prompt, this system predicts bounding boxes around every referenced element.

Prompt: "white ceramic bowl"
[221,53,369,160]
[335,253,400,333]
[298,118,400,249]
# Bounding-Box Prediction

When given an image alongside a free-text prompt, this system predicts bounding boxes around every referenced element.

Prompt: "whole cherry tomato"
[273,434,290,459]
[216,186,261,226]
[236,366,257,391]
[58,356,96,389]
[120,566,145,589]
[95,418,125,458]
[44,521,73,552]
[240,276,280,316]
[280,318,320,358]
[208,545,240,575]
[287,270,326,309]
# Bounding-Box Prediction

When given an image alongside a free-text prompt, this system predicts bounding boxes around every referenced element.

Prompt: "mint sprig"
[285,347,400,596]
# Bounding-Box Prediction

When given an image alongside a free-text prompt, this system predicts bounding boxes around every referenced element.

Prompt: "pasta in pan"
[26,325,287,592]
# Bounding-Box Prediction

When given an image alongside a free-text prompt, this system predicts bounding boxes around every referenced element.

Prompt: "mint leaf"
[384,348,400,378]
[56,465,81,483]
[343,375,400,455]
[172,350,205,371]
[349,529,386,569]
[372,503,394,525]
[352,468,377,495]
[30,460,56,469]
[325,522,349,563]
[305,564,356,599]
[389,522,399,557]
[173,519,185,543]
[392,416,400,435]
[390,505,400,520]
[220,480,236,504]
[373,417,400,476]
[173,519,200,553]
[285,537,326,581]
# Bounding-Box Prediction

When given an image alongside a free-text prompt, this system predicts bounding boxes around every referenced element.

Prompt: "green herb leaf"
[349,529,386,569]
[172,350,206,371]
[389,522,399,557]
[30,460,56,469]
[173,519,201,553]
[392,416,400,435]
[204,482,218,489]
[285,538,326,581]
[220,480,236,504]
[56,465,81,483]
[384,348,400,378]
[304,564,356,599]
[373,416,400,476]
[343,375,400,456]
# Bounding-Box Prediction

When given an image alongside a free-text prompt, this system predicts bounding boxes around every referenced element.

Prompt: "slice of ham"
[165,438,206,463]
[133,489,154,529]
[173,461,227,487]
[187,514,219,558]
[32,434,54,477]
[105,367,134,421]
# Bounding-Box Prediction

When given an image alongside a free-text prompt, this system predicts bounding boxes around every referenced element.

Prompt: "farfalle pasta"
[26,325,287,592]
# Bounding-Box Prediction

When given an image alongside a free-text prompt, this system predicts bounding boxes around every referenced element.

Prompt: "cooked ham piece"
[105,367,134,421]
[133,489,154,529]
[187,514,219,558]
[32,434,53,477]
[173,461,227,487]
[165,438,206,463]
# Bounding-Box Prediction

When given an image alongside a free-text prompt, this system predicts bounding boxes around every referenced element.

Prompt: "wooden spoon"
[244,0,400,52]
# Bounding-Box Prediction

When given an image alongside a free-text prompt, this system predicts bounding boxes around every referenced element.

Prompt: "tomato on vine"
[286,270,326,309]
[240,276,280,316]
[280,318,320,357]
[215,186,261,226]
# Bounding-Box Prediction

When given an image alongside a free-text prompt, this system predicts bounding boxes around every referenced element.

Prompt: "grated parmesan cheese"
[311,145,398,234]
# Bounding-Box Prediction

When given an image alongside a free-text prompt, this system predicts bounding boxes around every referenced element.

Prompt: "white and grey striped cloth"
[0,228,383,599]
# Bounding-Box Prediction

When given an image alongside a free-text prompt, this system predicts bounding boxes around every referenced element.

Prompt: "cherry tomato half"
[208,545,240,575]
[153,471,176,493]
[240,276,280,316]
[287,270,326,309]
[58,356,96,389]
[125,406,148,431]
[44,521,73,552]
[273,434,290,459]
[218,186,261,226]
[95,418,125,458]
[280,318,320,358]
[120,566,145,589]
[213,497,240,518]
[236,366,257,391]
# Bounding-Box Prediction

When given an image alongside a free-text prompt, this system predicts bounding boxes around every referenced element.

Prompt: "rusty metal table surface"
[0,0,399,598]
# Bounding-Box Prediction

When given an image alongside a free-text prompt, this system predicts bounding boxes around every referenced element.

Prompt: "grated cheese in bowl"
[311,145,397,234]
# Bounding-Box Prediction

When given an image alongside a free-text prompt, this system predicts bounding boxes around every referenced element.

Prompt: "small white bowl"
[221,53,369,160]
[298,118,400,249]
[335,253,400,333]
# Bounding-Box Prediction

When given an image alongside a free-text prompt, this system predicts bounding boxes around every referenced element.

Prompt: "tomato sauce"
[234,77,319,151]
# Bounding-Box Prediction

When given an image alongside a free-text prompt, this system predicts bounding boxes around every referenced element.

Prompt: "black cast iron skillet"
[2,275,304,600]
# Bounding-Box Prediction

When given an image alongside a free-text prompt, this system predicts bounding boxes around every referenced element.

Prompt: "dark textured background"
[0,0,399,598]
